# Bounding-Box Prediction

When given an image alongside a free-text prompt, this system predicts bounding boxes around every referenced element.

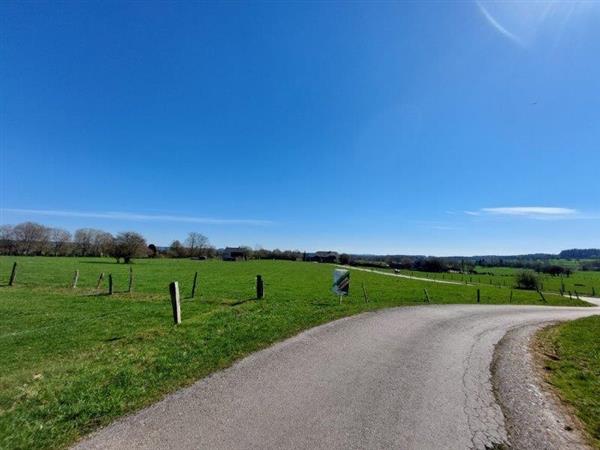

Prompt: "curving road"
[76,303,599,450]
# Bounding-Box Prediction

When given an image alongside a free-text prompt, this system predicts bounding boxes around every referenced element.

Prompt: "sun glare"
[476,1,595,46]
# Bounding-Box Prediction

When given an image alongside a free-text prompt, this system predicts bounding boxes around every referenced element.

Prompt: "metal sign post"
[332,269,350,304]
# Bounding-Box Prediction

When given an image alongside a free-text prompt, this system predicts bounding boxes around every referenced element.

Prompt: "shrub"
[515,271,540,290]
[339,253,351,265]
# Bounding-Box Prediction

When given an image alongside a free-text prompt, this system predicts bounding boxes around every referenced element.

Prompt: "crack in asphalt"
[462,326,509,450]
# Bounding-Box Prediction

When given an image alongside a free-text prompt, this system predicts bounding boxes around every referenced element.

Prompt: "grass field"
[371,266,600,297]
[537,316,600,449]
[0,256,592,449]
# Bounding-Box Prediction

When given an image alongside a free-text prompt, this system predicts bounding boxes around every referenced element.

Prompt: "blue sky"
[1,1,599,255]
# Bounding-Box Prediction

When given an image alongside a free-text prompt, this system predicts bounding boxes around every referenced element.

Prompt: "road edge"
[491,321,592,449]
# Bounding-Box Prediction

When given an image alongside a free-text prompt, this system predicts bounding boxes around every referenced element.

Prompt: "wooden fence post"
[169,281,181,324]
[256,275,264,299]
[128,266,134,293]
[191,271,198,298]
[361,282,369,303]
[538,290,547,303]
[509,290,513,303]
[71,270,79,288]
[96,272,104,289]
[8,262,17,286]
[423,288,430,303]
[108,274,113,295]
[477,289,481,303]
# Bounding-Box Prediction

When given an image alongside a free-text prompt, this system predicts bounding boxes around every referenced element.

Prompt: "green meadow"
[377,266,600,297]
[0,257,592,449]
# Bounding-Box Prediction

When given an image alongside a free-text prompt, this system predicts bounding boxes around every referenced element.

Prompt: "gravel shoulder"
[492,323,592,449]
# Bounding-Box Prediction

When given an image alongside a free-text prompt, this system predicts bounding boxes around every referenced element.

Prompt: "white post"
[72,270,79,288]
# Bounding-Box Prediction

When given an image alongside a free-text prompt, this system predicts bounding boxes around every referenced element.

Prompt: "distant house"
[305,251,338,263]
[222,247,248,261]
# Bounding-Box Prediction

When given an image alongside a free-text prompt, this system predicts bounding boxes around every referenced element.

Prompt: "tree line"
[559,248,600,259]
[0,221,303,262]
[0,222,217,263]
[348,256,477,273]
[0,222,150,263]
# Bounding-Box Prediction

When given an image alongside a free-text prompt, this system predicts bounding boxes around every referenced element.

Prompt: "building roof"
[315,251,338,257]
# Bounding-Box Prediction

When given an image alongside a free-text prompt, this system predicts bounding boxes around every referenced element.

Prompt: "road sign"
[332,269,350,297]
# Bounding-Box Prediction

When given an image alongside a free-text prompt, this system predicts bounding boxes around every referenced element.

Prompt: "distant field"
[373,266,600,297]
[0,257,591,449]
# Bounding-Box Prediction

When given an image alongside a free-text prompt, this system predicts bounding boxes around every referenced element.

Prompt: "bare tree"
[93,231,114,256]
[74,228,94,256]
[204,245,217,258]
[49,228,72,256]
[74,228,113,256]
[168,240,187,258]
[185,232,209,257]
[110,231,147,263]
[240,246,253,260]
[13,222,50,255]
[0,225,15,255]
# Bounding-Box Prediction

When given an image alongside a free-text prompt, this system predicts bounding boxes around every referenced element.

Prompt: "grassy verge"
[537,316,600,449]
[0,257,592,449]
[360,265,600,297]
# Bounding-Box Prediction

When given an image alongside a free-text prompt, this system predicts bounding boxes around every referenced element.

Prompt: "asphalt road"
[75,303,599,450]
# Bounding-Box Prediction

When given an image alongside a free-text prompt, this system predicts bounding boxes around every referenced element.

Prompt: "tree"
[0,225,15,255]
[515,271,540,290]
[73,229,94,256]
[148,244,158,258]
[168,240,188,258]
[49,228,72,256]
[185,232,209,257]
[339,253,351,265]
[414,257,447,273]
[110,232,147,263]
[204,245,217,258]
[93,231,114,256]
[240,246,253,260]
[13,222,50,255]
[73,228,113,256]
[399,257,414,270]
[255,247,271,260]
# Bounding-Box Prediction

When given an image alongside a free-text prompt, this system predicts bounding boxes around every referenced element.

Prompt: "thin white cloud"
[477,1,525,46]
[481,207,576,216]
[1,208,273,226]
[430,225,460,231]
[465,206,579,220]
